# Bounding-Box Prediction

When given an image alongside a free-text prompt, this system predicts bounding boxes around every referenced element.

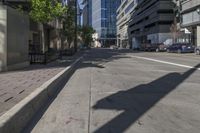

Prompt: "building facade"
[77,4,82,26]
[181,0,200,46]
[0,0,65,71]
[83,0,120,46]
[82,0,92,26]
[128,0,175,49]
[116,0,138,48]
[170,0,191,44]
[92,0,121,46]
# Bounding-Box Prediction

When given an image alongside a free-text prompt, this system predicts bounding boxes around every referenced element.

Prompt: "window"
[125,1,135,14]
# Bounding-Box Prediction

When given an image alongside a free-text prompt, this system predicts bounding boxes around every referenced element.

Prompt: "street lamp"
[74,0,78,52]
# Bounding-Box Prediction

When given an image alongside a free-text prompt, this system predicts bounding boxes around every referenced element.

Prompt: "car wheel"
[196,50,200,55]
[156,48,159,52]
[167,49,170,53]
[178,49,182,54]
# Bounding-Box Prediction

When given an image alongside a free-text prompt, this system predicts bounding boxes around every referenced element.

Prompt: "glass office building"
[82,0,92,26]
[92,0,121,46]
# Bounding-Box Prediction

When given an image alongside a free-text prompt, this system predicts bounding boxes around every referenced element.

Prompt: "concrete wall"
[0,5,29,71]
[182,10,200,26]
[182,0,200,12]
[0,5,7,71]
[7,6,29,67]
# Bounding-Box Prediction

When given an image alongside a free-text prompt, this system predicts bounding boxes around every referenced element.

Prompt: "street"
[24,48,200,133]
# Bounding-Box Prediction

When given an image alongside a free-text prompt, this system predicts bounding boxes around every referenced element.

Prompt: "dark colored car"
[141,43,158,51]
[156,43,169,52]
[167,43,195,53]
[195,46,200,55]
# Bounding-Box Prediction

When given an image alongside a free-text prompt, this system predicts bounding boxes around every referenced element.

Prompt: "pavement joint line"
[131,55,200,71]
[88,60,93,133]
[0,56,83,133]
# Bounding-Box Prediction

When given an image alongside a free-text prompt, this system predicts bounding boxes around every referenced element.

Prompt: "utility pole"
[74,0,78,52]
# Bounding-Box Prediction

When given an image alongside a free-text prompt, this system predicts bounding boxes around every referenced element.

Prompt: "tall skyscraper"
[83,0,121,46]
[82,0,92,26]
[117,0,138,48]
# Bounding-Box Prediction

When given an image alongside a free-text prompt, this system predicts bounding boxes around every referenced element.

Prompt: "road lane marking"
[131,55,200,71]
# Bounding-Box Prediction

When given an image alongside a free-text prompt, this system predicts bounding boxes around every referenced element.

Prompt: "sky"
[64,0,83,8]
[78,0,83,9]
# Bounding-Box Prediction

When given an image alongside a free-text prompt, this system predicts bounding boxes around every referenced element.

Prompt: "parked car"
[167,43,195,53]
[141,43,158,51]
[110,45,118,49]
[195,46,200,55]
[156,43,169,52]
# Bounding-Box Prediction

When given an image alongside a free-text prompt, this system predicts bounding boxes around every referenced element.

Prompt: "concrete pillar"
[0,5,7,71]
[197,26,200,46]
[39,24,46,53]
[0,5,29,72]
[117,38,120,47]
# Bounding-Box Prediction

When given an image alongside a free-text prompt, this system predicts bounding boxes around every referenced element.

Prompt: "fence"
[29,51,61,64]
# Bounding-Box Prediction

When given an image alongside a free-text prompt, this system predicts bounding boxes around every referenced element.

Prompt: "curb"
[0,56,83,133]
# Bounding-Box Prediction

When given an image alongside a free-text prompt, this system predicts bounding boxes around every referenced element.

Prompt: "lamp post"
[74,0,77,52]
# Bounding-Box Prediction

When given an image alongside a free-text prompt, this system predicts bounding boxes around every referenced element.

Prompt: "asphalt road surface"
[24,48,200,133]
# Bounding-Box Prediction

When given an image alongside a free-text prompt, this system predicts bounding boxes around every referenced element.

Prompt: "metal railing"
[29,51,61,64]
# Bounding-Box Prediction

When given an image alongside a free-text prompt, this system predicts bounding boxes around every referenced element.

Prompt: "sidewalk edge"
[0,56,83,133]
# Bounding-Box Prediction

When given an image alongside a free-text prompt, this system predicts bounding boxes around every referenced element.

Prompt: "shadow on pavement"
[92,63,200,133]
[79,48,133,69]
[0,48,132,74]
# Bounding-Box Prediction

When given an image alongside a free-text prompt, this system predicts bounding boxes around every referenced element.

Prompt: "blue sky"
[78,0,83,8]
[64,0,83,8]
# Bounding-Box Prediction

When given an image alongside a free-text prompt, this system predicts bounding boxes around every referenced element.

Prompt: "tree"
[79,26,95,47]
[29,0,66,23]
[29,0,67,52]
[170,19,180,43]
[62,6,76,49]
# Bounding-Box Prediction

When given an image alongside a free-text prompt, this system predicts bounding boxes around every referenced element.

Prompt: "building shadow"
[93,64,200,133]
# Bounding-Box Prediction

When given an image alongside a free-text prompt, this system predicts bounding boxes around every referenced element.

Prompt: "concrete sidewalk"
[27,59,92,133]
[25,49,200,133]
[0,52,83,116]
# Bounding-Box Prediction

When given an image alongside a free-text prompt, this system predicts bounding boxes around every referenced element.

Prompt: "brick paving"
[0,52,83,116]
